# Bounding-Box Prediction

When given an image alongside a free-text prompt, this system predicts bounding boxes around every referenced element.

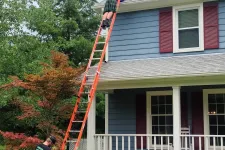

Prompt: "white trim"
[173,3,204,53]
[203,89,225,148]
[172,86,181,150]
[105,94,109,134]
[87,95,96,150]
[146,91,173,148]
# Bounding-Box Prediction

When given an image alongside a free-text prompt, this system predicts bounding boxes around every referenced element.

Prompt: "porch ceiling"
[96,53,225,82]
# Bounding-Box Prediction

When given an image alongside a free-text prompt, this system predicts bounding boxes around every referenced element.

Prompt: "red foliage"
[0,130,42,150]
[0,51,86,148]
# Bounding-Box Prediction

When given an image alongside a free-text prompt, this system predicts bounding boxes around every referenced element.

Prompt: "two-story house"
[85,0,225,150]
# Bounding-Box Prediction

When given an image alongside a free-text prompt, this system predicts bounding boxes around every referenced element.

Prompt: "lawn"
[0,145,5,150]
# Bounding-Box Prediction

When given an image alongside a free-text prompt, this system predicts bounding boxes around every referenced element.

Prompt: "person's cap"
[49,136,56,144]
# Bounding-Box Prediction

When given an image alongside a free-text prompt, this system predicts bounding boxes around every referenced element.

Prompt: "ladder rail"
[61,0,121,149]
[74,11,120,149]
[60,18,105,150]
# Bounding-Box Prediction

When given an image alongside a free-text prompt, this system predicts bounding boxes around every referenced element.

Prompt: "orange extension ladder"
[61,1,121,150]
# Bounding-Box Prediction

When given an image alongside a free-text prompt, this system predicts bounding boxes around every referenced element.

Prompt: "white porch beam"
[87,95,96,150]
[173,86,181,150]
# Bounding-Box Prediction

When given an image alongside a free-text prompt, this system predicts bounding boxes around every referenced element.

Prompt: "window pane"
[209,94,216,104]
[159,96,165,105]
[209,104,217,114]
[218,126,225,135]
[151,96,158,105]
[159,126,166,134]
[179,28,199,49]
[218,116,225,125]
[159,116,165,125]
[152,116,158,125]
[152,106,158,114]
[209,115,217,125]
[166,126,173,134]
[166,116,173,125]
[152,126,158,134]
[166,105,172,114]
[216,94,225,103]
[210,126,217,135]
[166,95,172,104]
[159,105,166,114]
[217,104,225,114]
[179,9,199,28]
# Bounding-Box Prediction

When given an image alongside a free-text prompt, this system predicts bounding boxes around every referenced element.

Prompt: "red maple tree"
[0,51,85,149]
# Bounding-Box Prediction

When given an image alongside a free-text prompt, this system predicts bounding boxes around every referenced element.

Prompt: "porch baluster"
[97,136,101,150]
[134,136,137,150]
[185,136,187,150]
[161,136,163,150]
[147,136,149,150]
[141,136,143,150]
[122,136,124,150]
[116,136,118,150]
[167,136,170,150]
[128,136,130,150]
[192,137,194,150]
[154,136,156,150]
[213,137,216,150]
[205,136,208,150]
[221,137,223,150]
[104,136,107,150]
[109,136,112,150]
[199,137,202,150]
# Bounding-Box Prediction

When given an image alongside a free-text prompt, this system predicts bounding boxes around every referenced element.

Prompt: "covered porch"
[88,86,225,150]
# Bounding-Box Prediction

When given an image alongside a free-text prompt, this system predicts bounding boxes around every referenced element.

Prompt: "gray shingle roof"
[89,53,225,82]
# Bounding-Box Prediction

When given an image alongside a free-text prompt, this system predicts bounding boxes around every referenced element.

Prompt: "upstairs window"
[173,3,204,53]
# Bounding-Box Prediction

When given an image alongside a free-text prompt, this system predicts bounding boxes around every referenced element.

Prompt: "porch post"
[172,86,181,150]
[87,94,96,150]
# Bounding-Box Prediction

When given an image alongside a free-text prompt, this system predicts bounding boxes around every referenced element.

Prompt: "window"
[204,89,225,147]
[147,91,173,146]
[173,3,204,53]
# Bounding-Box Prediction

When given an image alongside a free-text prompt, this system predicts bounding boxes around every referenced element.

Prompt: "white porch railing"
[180,135,225,150]
[94,134,173,150]
[94,134,225,150]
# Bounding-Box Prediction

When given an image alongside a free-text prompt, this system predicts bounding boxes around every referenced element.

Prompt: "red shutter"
[204,2,219,49]
[159,8,173,53]
[136,94,146,149]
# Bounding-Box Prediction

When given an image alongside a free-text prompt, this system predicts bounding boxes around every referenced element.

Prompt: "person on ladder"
[101,0,124,29]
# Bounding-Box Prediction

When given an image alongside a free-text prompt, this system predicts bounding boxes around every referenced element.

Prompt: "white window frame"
[203,89,225,148]
[146,91,173,148]
[173,3,204,53]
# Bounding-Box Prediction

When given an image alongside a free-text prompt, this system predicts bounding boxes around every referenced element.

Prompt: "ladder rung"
[77,111,86,113]
[67,140,77,143]
[92,58,101,60]
[73,120,83,123]
[81,92,90,94]
[97,42,105,44]
[86,74,95,77]
[95,50,103,52]
[70,130,80,133]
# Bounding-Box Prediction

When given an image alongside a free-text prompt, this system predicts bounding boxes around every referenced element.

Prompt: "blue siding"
[108,92,136,150]
[108,1,225,61]
[108,92,136,134]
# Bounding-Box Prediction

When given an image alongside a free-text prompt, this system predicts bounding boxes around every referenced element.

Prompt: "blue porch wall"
[108,0,225,61]
[108,91,136,150]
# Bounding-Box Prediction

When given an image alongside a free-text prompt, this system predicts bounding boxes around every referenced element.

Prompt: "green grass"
[0,145,5,150]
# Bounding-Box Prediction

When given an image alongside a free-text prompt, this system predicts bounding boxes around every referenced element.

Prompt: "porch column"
[87,95,96,150]
[173,86,181,150]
